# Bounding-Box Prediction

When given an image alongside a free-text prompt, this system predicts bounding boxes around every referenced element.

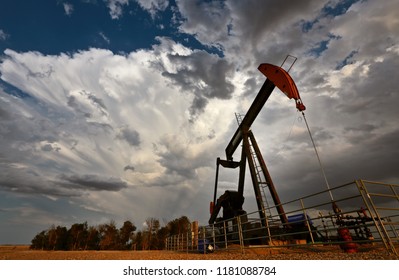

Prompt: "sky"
[0,0,398,244]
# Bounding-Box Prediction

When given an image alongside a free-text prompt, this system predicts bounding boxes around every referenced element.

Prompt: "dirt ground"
[1,245,397,260]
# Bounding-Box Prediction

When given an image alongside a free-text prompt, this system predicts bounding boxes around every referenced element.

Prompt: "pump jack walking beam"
[225,63,305,160]
[225,79,275,160]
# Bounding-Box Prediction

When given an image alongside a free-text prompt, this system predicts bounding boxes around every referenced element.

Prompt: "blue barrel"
[288,214,312,225]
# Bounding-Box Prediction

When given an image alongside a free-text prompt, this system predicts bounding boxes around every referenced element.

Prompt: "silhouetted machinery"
[208,59,375,251]
[209,58,306,229]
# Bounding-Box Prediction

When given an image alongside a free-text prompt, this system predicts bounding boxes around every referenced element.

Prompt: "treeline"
[30,216,191,251]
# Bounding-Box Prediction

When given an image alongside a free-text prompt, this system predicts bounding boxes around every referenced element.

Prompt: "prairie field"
[0,245,397,260]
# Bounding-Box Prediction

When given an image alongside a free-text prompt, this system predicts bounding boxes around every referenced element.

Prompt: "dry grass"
[1,245,397,260]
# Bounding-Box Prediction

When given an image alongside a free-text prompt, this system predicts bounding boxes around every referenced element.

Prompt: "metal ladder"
[235,113,274,220]
[248,136,274,220]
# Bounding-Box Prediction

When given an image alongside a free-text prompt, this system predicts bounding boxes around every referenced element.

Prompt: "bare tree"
[119,220,137,249]
[85,226,100,250]
[143,217,160,250]
[98,220,119,250]
[67,222,88,250]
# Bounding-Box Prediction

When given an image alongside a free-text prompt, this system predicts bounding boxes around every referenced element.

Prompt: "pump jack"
[209,59,306,229]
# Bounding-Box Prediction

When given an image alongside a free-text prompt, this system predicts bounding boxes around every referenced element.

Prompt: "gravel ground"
[1,245,398,260]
